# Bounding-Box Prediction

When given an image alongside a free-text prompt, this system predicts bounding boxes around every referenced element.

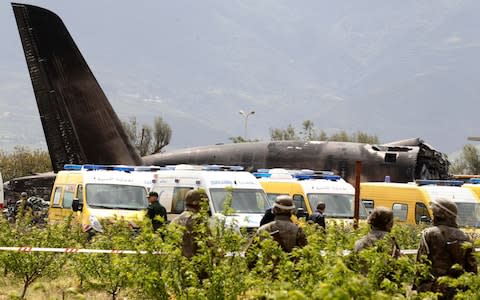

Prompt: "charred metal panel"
[143,140,449,184]
[4,172,56,204]
[12,3,142,172]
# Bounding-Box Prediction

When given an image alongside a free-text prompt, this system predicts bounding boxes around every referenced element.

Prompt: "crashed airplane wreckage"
[143,138,449,184]
[6,3,449,200]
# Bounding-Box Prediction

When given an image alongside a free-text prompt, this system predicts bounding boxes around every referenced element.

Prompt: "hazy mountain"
[0,0,478,154]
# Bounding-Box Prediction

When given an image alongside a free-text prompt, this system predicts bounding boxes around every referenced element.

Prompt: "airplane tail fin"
[12,3,142,172]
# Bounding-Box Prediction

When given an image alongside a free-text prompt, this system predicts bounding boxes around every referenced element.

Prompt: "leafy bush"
[0,214,79,298]
[0,212,479,299]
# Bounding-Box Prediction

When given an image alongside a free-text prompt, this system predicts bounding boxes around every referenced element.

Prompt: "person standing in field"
[354,206,400,257]
[146,191,167,231]
[308,202,326,229]
[415,198,477,299]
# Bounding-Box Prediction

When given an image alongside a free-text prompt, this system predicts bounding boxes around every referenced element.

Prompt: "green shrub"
[0,211,479,299]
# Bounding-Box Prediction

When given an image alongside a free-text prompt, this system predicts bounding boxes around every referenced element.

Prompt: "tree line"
[230,120,380,144]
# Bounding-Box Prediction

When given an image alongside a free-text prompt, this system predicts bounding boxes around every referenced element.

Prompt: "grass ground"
[0,273,122,300]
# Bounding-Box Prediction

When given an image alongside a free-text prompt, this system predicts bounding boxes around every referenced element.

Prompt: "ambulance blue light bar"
[63,164,161,172]
[293,174,341,181]
[469,178,480,184]
[253,168,340,181]
[415,180,464,187]
[202,165,244,171]
[64,164,82,170]
[252,172,272,178]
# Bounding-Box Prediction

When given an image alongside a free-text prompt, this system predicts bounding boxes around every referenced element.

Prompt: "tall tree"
[328,130,350,142]
[122,116,172,156]
[152,117,172,153]
[450,144,480,174]
[301,120,315,140]
[269,120,379,144]
[270,124,298,141]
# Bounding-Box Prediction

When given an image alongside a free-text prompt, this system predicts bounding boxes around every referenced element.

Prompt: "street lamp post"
[239,110,255,140]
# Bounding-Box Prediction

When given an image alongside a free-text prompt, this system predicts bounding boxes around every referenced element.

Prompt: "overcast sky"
[1,1,479,155]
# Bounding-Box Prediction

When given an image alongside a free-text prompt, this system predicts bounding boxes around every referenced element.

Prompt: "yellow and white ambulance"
[462,178,480,200]
[254,168,367,220]
[48,164,156,232]
[360,180,480,228]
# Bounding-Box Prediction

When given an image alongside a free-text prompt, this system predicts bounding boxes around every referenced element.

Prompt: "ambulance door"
[169,186,194,219]
[156,186,172,211]
[48,186,64,222]
[292,184,309,215]
[59,184,76,220]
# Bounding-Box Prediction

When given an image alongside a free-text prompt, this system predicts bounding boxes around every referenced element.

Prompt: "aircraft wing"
[12,3,142,171]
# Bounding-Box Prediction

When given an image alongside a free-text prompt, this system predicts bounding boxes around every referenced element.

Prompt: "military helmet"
[431,198,457,220]
[272,195,296,216]
[368,206,394,231]
[184,190,206,209]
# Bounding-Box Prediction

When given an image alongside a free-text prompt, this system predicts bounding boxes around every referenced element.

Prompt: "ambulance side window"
[293,194,305,209]
[172,187,193,213]
[392,203,408,221]
[415,202,430,224]
[52,187,62,207]
[62,185,76,208]
[266,193,288,207]
[362,199,374,215]
[63,190,74,208]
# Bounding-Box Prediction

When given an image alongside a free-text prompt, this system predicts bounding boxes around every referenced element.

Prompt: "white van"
[151,165,270,231]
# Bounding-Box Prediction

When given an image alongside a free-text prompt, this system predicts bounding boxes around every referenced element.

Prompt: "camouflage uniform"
[354,207,399,257]
[354,229,399,256]
[256,214,307,252]
[416,198,477,298]
[171,190,207,258]
[251,195,307,253]
[13,192,33,221]
[171,210,199,258]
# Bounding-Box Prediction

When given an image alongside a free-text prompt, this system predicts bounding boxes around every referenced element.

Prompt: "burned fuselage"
[143,139,449,184]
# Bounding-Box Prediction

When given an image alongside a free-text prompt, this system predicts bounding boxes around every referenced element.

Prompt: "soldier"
[354,206,400,257]
[416,198,477,299]
[13,192,33,221]
[251,195,308,253]
[308,202,326,229]
[170,190,207,258]
[259,206,275,226]
[146,191,167,231]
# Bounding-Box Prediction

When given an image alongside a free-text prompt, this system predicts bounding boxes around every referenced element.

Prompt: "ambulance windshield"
[451,202,480,228]
[210,188,269,214]
[423,186,480,227]
[86,184,148,210]
[308,193,367,218]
